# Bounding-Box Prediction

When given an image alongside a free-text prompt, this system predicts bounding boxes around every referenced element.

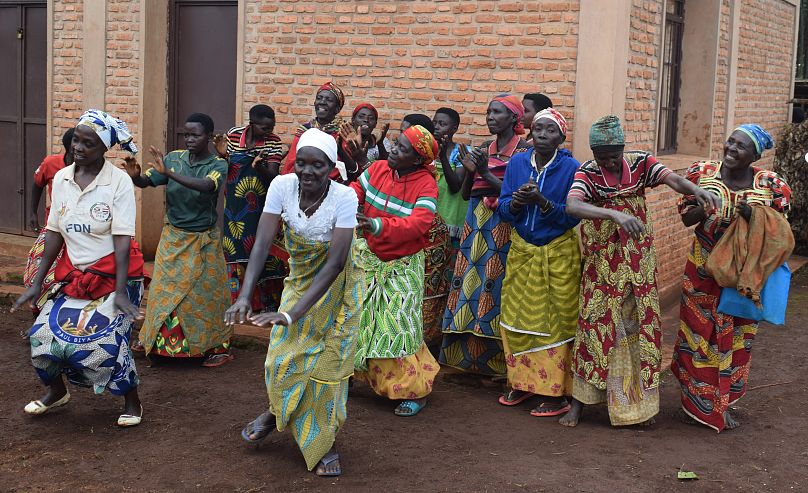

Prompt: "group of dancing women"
[14,81,793,477]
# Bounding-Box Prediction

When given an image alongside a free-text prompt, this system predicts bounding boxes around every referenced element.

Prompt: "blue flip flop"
[241,412,273,444]
[394,399,427,417]
[315,451,342,477]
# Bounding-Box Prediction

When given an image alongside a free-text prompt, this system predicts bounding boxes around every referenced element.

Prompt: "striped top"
[225,125,285,163]
[568,151,673,203]
[350,160,438,261]
[471,135,531,197]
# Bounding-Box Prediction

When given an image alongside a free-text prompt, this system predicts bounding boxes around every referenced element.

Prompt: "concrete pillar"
[676,0,721,157]
[82,0,106,109]
[571,0,632,162]
[135,0,169,258]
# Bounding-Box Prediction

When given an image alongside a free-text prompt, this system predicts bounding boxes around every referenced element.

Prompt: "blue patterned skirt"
[29,280,143,396]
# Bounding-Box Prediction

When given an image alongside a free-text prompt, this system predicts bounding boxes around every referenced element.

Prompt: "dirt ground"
[1,270,807,492]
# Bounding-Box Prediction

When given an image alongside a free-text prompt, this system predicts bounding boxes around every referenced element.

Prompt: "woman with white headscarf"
[225,128,361,477]
[12,109,146,427]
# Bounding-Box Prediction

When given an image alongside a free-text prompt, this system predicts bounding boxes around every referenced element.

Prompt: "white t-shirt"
[263,174,358,242]
[46,161,136,271]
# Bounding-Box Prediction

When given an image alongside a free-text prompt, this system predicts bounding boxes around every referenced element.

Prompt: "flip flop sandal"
[117,405,144,427]
[24,392,71,415]
[530,400,572,417]
[241,413,274,444]
[315,451,342,477]
[498,390,532,406]
[202,353,234,368]
[394,400,427,417]
[130,341,146,353]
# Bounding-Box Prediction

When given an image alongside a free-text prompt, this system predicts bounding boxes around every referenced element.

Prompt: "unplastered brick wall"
[623,0,690,302]
[51,0,84,152]
[733,0,795,170]
[624,0,662,150]
[241,0,579,146]
[104,0,141,163]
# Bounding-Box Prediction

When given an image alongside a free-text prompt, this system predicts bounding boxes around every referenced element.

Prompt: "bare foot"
[639,417,656,427]
[724,411,740,430]
[558,399,583,427]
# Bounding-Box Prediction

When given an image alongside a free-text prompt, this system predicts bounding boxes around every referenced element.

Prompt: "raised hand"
[513,182,543,206]
[122,156,142,179]
[373,122,390,144]
[147,146,167,175]
[471,147,489,173]
[213,134,229,158]
[458,145,476,173]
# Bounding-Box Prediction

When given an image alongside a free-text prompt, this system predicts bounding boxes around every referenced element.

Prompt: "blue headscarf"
[734,124,773,157]
[77,109,138,154]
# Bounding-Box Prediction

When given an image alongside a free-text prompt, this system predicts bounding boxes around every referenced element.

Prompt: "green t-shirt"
[435,143,470,242]
[145,150,227,232]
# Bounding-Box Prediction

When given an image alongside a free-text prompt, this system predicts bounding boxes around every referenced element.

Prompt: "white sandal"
[24,392,71,415]
[117,405,144,427]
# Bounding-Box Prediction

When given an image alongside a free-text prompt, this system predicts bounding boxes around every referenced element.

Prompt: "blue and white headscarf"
[734,124,773,157]
[77,109,138,154]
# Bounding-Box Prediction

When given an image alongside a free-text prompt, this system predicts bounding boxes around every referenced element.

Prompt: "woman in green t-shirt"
[125,113,233,367]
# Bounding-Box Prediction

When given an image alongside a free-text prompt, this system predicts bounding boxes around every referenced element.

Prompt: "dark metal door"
[168,0,237,151]
[0,1,46,235]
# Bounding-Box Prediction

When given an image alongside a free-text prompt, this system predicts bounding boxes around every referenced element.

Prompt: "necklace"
[299,182,329,218]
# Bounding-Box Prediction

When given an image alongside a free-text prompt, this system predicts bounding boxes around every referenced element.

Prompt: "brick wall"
[104,0,141,163]
[624,0,663,149]
[734,0,795,169]
[50,0,84,152]
[241,0,579,146]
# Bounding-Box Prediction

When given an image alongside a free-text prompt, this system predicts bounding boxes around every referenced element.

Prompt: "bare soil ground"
[1,269,807,492]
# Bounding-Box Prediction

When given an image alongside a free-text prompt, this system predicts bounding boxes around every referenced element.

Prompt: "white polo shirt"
[46,160,136,271]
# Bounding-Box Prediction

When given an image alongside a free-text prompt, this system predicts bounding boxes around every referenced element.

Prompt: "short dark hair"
[62,128,75,152]
[523,93,553,112]
[435,107,460,127]
[249,104,275,121]
[186,112,215,134]
[403,113,435,135]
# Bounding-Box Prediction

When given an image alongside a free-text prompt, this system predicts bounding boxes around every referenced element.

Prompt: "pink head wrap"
[492,94,526,135]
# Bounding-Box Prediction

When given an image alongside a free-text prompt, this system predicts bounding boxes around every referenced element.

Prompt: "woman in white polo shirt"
[12,109,147,427]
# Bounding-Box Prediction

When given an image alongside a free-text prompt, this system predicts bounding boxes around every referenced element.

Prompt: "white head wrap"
[296,128,346,180]
[77,109,138,154]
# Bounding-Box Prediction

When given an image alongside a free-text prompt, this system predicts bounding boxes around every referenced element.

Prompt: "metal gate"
[168,0,237,151]
[0,1,46,235]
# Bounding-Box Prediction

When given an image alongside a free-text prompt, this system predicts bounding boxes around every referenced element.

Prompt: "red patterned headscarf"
[533,107,568,136]
[317,81,345,111]
[492,94,526,135]
[402,124,439,172]
[352,102,378,119]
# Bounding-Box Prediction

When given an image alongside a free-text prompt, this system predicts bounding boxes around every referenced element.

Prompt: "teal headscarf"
[734,124,773,157]
[589,115,625,149]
